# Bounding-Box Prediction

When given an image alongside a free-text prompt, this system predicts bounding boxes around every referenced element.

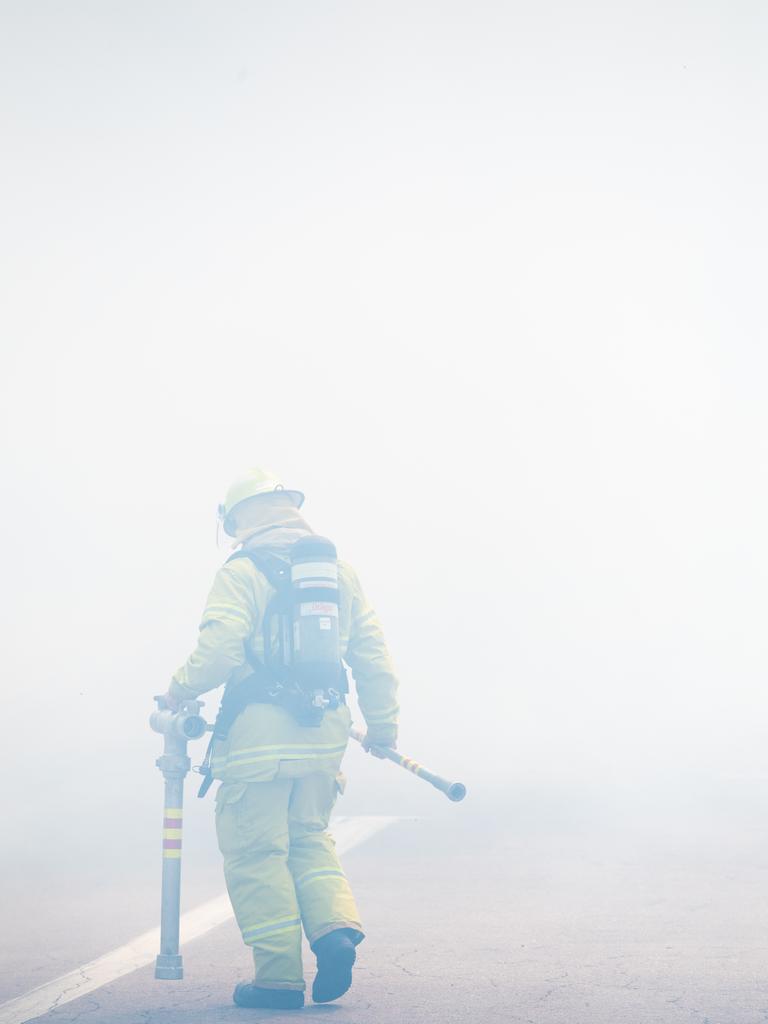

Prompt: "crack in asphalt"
[47,968,91,1012]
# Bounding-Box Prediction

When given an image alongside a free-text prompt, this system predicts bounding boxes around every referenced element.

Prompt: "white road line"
[0,815,398,1024]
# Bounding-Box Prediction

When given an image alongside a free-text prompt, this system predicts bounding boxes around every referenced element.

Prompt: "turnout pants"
[215,762,363,991]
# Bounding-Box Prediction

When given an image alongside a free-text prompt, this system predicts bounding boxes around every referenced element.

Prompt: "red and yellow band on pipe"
[163,807,183,858]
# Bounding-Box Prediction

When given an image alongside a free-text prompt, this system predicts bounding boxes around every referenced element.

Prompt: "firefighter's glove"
[362,725,397,759]
[160,690,181,712]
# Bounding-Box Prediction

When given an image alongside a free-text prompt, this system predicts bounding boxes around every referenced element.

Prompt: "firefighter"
[162,468,400,1009]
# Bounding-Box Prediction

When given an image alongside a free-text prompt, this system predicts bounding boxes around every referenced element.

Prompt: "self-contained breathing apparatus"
[196,535,348,797]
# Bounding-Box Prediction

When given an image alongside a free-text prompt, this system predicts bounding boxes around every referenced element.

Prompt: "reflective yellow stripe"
[298,876,336,890]
[164,808,183,817]
[243,923,301,944]
[163,849,182,859]
[163,828,183,839]
[212,748,345,770]
[363,711,399,724]
[297,867,346,882]
[242,915,301,939]
[201,603,252,625]
[214,742,347,759]
[212,743,347,767]
[221,740,348,755]
[295,869,346,888]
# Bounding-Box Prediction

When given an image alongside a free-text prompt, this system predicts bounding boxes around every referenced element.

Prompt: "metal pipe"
[150,697,209,980]
[349,726,467,802]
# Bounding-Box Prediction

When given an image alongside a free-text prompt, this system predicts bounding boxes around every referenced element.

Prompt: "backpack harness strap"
[195,547,348,798]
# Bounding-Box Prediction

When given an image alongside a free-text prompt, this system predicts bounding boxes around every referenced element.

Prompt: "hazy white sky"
[1,1,767,809]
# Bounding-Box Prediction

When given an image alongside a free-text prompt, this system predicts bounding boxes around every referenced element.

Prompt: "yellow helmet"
[218,468,305,536]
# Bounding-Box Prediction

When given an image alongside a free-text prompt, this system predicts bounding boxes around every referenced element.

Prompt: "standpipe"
[149,698,209,980]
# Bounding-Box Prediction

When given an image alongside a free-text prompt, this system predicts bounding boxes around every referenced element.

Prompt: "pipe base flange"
[155,954,183,980]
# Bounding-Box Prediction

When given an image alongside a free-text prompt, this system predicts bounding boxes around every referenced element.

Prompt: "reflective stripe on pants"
[215,766,362,990]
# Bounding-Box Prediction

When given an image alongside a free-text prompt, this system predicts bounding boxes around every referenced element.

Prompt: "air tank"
[289,535,342,691]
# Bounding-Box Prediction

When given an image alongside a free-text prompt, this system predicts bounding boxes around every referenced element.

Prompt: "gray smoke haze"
[1,0,767,872]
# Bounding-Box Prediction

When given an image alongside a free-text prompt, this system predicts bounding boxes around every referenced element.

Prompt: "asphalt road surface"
[3,783,768,1024]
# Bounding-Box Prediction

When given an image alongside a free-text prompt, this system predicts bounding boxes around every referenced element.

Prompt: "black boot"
[311,928,361,1003]
[233,983,304,1009]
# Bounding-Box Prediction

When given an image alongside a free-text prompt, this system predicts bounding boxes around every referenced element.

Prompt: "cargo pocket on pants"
[215,782,248,857]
